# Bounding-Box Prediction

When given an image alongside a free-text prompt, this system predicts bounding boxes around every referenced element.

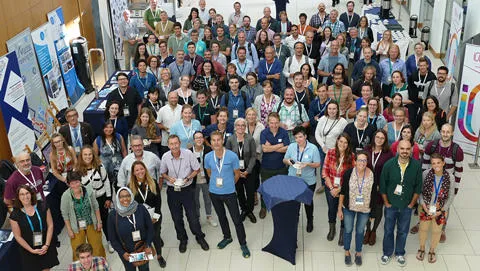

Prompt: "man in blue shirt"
[205,131,250,258]
[283,126,321,232]
[259,112,290,218]
[258,46,283,95]
[129,59,157,98]
[220,76,252,126]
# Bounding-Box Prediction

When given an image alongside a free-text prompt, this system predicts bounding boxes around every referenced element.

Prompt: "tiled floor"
[49,0,480,270]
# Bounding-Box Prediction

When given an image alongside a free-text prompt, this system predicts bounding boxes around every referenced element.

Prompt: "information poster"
[454,44,480,154]
[7,28,54,137]
[0,52,36,156]
[445,2,464,80]
[48,7,85,105]
[31,23,69,110]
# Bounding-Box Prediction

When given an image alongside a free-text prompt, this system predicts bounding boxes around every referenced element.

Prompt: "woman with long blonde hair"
[414,112,441,152]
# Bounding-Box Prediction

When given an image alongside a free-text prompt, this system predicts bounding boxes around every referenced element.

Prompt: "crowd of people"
[2,0,465,270]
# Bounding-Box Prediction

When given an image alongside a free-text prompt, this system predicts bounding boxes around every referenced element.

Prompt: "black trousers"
[96,194,110,241]
[49,179,68,236]
[235,173,256,214]
[210,192,247,245]
[166,185,205,242]
[304,184,316,222]
[153,220,163,255]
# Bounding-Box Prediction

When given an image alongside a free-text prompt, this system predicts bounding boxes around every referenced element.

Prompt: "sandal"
[428,252,436,263]
[416,249,425,261]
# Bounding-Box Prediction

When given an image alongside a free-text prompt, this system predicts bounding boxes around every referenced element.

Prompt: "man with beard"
[422,66,458,122]
[303,30,321,67]
[275,87,309,142]
[328,73,353,118]
[157,91,183,156]
[106,72,143,129]
[283,42,313,86]
[317,40,348,83]
[351,47,381,82]
[310,3,329,31]
[351,65,382,99]
[256,7,277,30]
[239,16,257,44]
[380,140,422,267]
[292,72,312,113]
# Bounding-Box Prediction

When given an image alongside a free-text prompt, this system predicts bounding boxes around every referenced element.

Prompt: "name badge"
[356,147,363,152]
[33,232,43,247]
[153,213,161,220]
[200,170,205,177]
[143,139,151,146]
[124,107,130,116]
[429,205,437,215]
[62,172,67,178]
[394,184,403,195]
[355,195,364,205]
[75,146,81,153]
[216,177,223,187]
[129,252,146,262]
[36,193,42,201]
[239,160,245,170]
[132,230,141,241]
[387,76,392,83]
[78,220,87,230]
[278,139,282,143]
[159,35,165,40]
[296,167,302,177]
[349,52,354,60]
[334,177,341,186]
[232,109,239,118]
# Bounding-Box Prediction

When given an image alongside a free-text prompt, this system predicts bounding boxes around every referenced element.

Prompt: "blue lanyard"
[368,115,377,125]
[231,93,241,109]
[25,207,42,232]
[433,175,444,204]
[318,98,330,115]
[356,168,366,194]
[247,87,255,103]
[297,144,307,162]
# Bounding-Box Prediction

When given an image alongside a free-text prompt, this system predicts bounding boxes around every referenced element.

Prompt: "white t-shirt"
[157,104,182,146]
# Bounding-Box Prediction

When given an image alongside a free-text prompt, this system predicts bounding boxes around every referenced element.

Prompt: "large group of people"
[2,0,465,270]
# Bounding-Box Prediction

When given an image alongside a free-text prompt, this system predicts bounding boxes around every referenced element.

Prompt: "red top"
[322,148,355,187]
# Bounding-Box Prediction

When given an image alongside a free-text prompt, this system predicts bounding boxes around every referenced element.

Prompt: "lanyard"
[299,24,307,35]
[434,83,447,97]
[214,148,226,174]
[372,151,382,170]
[247,86,256,102]
[389,60,394,75]
[336,155,344,175]
[333,86,343,103]
[111,118,118,128]
[417,71,428,86]
[138,184,149,202]
[238,141,244,159]
[265,61,274,73]
[347,14,353,27]
[317,98,330,115]
[322,118,340,138]
[305,43,313,56]
[394,123,404,141]
[198,104,208,122]
[149,100,160,113]
[182,122,193,141]
[162,81,171,95]
[180,90,190,104]
[359,28,366,38]
[195,147,204,164]
[70,126,81,145]
[159,21,168,33]
[118,89,125,100]
[105,139,115,154]
[148,44,157,55]
[127,214,137,231]
[356,168,366,194]
[295,90,306,104]
[175,63,185,75]
[172,157,183,178]
[297,144,307,162]
[433,175,444,204]
[398,161,409,184]
[210,96,219,108]
[237,61,247,75]
[150,8,159,20]
[18,171,38,192]
[231,93,241,109]
[368,115,377,125]
[356,123,366,145]
[274,45,282,58]
[136,74,147,89]
[203,76,211,87]
[25,207,43,232]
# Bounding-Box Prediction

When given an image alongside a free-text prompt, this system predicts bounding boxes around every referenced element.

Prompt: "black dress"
[10,206,59,271]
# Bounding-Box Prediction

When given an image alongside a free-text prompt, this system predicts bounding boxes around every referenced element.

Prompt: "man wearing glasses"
[58,107,95,153]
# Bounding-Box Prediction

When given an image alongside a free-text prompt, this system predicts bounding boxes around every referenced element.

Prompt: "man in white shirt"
[284,25,306,56]
[157,91,182,157]
[230,47,254,79]
[198,0,210,24]
[117,135,162,188]
[228,2,245,28]
[283,42,314,86]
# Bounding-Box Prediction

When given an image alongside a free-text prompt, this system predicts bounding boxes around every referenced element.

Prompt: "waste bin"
[381,0,392,19]
[421,27,431,49]
[409,15,418,38]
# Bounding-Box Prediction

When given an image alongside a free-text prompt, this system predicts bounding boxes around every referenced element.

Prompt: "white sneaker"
[108,242,114,253]
[207,216,218,227]
[396,255,406,267]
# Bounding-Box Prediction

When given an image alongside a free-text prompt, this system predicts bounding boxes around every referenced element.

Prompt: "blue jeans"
[343,208,370,252]
[319,147,326,187]
[383,206,413,256]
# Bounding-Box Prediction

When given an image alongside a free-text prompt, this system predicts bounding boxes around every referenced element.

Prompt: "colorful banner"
[31,23,69,110]
[445,2,464,80]
[6,28,54,137]
[454,44,480,154]
[0,52,36,156]
[48,6,85,105]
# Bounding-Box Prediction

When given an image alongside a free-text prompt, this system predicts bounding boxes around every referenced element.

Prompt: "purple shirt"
[5,166,46,202]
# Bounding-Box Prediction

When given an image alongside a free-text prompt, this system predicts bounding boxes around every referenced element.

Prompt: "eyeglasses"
[119,194,131,199]
[357,159,368,163]
[53,140,63,144]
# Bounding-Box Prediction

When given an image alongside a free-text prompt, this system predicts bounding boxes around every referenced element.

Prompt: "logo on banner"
[457,83,480,142]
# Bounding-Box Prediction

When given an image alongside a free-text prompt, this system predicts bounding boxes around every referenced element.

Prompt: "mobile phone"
[290,159,295,165]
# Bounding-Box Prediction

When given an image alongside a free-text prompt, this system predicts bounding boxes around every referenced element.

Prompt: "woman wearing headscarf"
[108,187,155,271]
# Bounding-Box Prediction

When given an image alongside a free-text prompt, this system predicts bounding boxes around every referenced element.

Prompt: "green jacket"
[380,156,422,209]
[60,185,99,234]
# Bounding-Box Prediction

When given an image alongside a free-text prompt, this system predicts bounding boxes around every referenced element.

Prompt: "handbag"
[116,212,156,266]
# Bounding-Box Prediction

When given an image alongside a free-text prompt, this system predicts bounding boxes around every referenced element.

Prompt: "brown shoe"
[440,231,446,243]
[363,230,371,245]
[368,231,376,246]
[410,222,420,234]
[259,208,267,219]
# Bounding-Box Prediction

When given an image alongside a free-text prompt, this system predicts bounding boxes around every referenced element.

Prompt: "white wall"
[464,0,480,41]
[430,0,448,53]
[409,0,421,18]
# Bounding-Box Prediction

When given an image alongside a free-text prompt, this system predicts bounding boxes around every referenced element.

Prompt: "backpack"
[276,100,305,123]
[425,81,456,104]
[224,91,248,110]
[288,55,310,69]
[429,139,460,163]
[234,42,254,58]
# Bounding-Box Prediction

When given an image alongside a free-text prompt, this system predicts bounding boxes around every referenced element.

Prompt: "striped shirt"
[422,140,464,189]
